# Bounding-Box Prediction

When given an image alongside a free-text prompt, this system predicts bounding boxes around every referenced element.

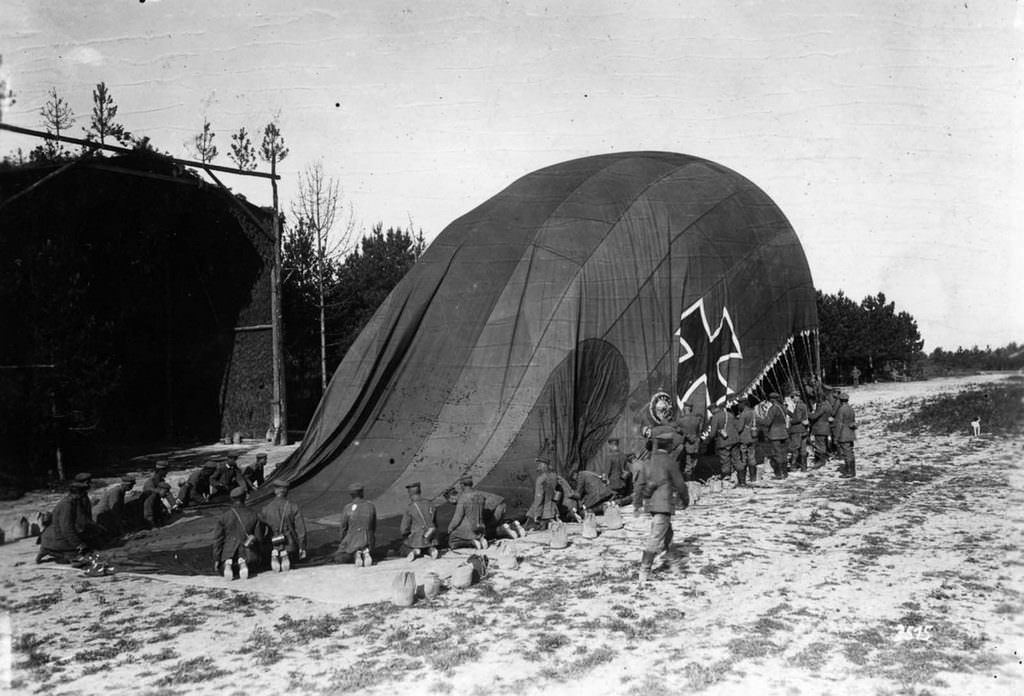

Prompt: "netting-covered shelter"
[272,151,818,520]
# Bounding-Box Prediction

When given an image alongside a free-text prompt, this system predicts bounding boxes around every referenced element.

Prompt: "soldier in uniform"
[786,390,810,472]
[525,457,559,531]
[244,453,267,490]
[807,390,834,470]
[94,475,136,539]
[212,487,261,580]
[400,482,439,560]
[736,399,758,482]
[761,392,790,479]
[259,479,308,572]
[632,433,690,584]
[37,481,92,564]
[447,475,488,549]
[675,402,703,480]
[834,392,858,478]
[209,453,252,500]
[141,462,177,528]
[336,482,376,566]
[177,460,217,506]
[574,469,615,513]
[707,402,741,485]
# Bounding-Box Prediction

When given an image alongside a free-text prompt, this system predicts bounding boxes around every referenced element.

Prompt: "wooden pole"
[270,155,288,444]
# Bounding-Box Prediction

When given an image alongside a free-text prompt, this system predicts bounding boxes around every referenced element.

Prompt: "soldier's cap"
[74,472,93,482]
[120,475,136,485]
[69,481,89,491]
[154,461,169,471]
[458,474,474,486]
[607,437,619,445]
[768,392,781,400]
[226,452,239,461]
[255,453,268,462]
[229,486,246,499]
[201,461,218,470]
[682,401,694,410]
[791,390,802,398]
[838,392,850,401]
[271,479,290,490]
[405,482,422,491]
[347,482,365,494]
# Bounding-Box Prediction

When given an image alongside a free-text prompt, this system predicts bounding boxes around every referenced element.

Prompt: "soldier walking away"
[807,390,833,470]
[834,392,858,478]
[708,402,742,485]
[633,433,690,585]
[400,482,439,560]
[213,487,262,580]
[736,399,758,483]
[787,390,810,472]
[336,482,377,566]
[259,479,308,572]
[675,402,703,480]
[447,475,489,549]
[761,392,790,479]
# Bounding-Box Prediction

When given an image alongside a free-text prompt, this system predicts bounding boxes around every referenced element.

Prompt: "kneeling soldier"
[213,487,261,580]
[400,482,439,560]
[336,482,376,566]
[259,479,308,572]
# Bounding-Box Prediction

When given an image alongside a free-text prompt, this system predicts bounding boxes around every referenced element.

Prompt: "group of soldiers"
[627,385,858,583]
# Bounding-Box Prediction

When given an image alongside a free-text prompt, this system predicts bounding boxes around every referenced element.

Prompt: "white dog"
[970,418,981,437]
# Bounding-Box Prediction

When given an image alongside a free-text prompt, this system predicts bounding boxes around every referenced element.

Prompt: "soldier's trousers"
[769,439,788,478]
[788,432,808,471]
[681,451,699,480]
[838,441,856,476]
[811,435,829,468]
[717,444,739,477]
[644,513,674,555]
[737,443,756,468]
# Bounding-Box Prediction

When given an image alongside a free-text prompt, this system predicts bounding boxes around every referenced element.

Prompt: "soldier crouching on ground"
[177,459,217,507]
[400,481,439,560]
[633,433,690,585]
[37,481,93,564]
[335,482,376,566]
[94,475,136,540]
[574,469,615,514]
[447,475,489,550]
[213,486,262,580]
[259,479,307,572]
[525,457,559,531]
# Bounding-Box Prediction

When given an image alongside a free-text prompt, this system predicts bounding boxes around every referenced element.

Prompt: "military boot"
[280,552,291,572]
[237,558,249,580]
[747,464,757,482]
[734,467,747,487]
[222,560,234,581]
[638,551,656,585]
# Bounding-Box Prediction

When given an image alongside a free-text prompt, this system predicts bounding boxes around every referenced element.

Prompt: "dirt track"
[2,374,1022,695]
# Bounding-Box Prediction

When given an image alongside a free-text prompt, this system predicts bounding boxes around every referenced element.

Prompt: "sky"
[1,0,1021,351]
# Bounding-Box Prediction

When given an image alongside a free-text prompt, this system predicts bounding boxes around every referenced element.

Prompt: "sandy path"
[1,373,1021,695]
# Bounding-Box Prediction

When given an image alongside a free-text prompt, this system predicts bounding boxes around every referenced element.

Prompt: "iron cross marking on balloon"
[675,298,742,408]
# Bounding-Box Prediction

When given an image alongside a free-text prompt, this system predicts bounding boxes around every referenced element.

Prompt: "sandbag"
[495,539,520,570]
[687,481,704,505]
[581,512,599,539]
[549,520,569,549]
[4,516,28,543]
[709,478,724,494]
[602,503,624,530]
[391,571,416,607]
[451,563,475,589]
[468,553,489,581]
[421,572,442,599]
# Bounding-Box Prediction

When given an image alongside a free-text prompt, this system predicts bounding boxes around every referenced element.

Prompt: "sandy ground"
[1,373,1022,696]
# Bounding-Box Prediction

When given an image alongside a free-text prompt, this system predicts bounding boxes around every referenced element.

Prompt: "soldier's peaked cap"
[838,392,850,401]
[347,482,365,493]
[458,474,474,485]
[272,479,290,489]
[405,482,422,490]
[154,461,169,470]
[768,392,781,399]
[73,472,93,482]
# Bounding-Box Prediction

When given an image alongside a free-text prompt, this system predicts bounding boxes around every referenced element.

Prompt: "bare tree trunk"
[319,236,327,392]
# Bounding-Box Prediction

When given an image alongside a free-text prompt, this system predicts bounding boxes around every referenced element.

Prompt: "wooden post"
[270,156,288,444]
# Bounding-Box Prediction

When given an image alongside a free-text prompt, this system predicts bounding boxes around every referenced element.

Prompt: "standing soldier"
[736,399,758,483]
[94,476,136,539]
[447,475,488,549]
[632,433,690,584]
[807,390,834,470]
[675,402,703,480]
[787,390,810,472]
[525,457,559,531]
[259,479,308,572]
[400,482,439,560]
[708,402,741,485]
[336,482,376,566]
[834,392,858,478]
[212,487,261,580]
[761,393,790,479]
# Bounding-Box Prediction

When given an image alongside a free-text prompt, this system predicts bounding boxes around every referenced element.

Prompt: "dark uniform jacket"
[400,498,437,548]
[708,407,739,446]
[40,494,87,553]
[737,406,756,444]
[338,499,376,553]
[787,399,809,435]
[527,472,559,521]
[834,403,857,442]
[676,413,704,453]
[210,462,252,494]
[808,401,833,436]
[94,485,128,535]
[212,504,262,562]
[448,488,486,541]
[259,497,308,552]
[761,401,789,440]
[632,450,689,515]
[575,470,614,510]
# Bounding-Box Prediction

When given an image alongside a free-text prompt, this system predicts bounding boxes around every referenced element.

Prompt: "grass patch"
[275,612,343,640]
[887,382,1024,436]
[155,656,228,686]
[789,641,832,670]
[238,626,283,664]
[74,637,141,663]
